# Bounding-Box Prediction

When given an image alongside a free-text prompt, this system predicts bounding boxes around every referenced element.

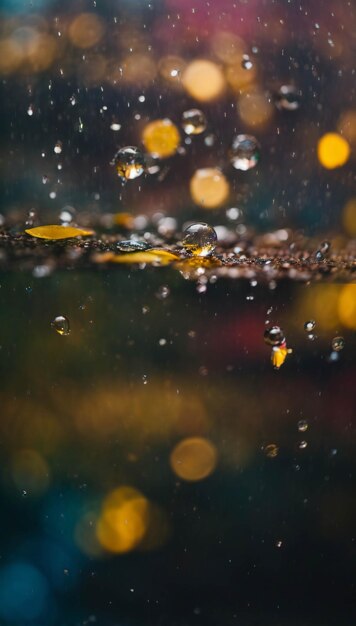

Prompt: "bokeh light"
[190,168,230,208]
[182,59,225,102]
[317,133,351,169]
[96,486,149,554]
[0,561,49,622]
[238,89,274,128]
[142,119,181,158]
[338,285,356,329]
[342,198,356,236]
[170,437,217,481]
[68,13,105,49]
[11,448,50,496]
[337,109,356,145]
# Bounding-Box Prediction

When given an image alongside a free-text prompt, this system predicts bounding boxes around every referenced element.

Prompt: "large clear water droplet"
[182,223,218,257]
[113,146,145,181]
[51,315,70,336]
[230,134,260,171]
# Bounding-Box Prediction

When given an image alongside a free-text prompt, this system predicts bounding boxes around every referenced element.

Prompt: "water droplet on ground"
[182,223,217,257]
[51,315,70,336]
[113,146,145,181]
[230,134,260,171]
[116,240,149,252]
[181,109,207,135]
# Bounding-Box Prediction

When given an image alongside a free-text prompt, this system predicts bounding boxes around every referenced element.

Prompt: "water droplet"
[276,540,283,548]
[51,315,70,336]
[156,285,170,300]
[182,223,217,257]
[116,240,149,252]
[59,206,75,224]
[319,240,331,254]
[230,134,260,171]
[304,320,316,332]
[181,109,207,135]
[159,338,167,346]
[27,104,34,116]
[298,440,308,450]
[297,419,308,432]
[241,54,253,70]
[113,146,145,181]
[264,326,285,346]
[263,443,279,458]
[275,85,301,111]
[331,336,345,352]
[110,122,121,131]
[54,141,62,154]
[25,209,37,227]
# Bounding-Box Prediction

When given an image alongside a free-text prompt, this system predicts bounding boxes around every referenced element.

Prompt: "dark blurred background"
[0,0,356,624]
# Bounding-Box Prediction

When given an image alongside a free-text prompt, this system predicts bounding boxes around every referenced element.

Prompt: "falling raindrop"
[275,85,301,111]
[241,54,253,70]
[156,285,170,300]
[298,440,308,450]
[113,147,145,181]
[297,419,308,432]
[263,444,279,458]
[230,135,260,171]
[263,326,285,346]
[181,109,207,135]
[304,320,316,332]
[331,336,345,352]
[54,141,63,154]
[182,223,217,257]
[51,315,70,336]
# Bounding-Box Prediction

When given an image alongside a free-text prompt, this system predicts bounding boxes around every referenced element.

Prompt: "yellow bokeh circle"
[190,168,229,208]
[317,133,350,169]
[170,437,217,481]
[338,284,356,329]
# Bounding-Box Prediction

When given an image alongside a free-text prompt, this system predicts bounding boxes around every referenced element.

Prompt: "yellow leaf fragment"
[25,225,94,240]
[104,249,179,266]
[271,346,292,370]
